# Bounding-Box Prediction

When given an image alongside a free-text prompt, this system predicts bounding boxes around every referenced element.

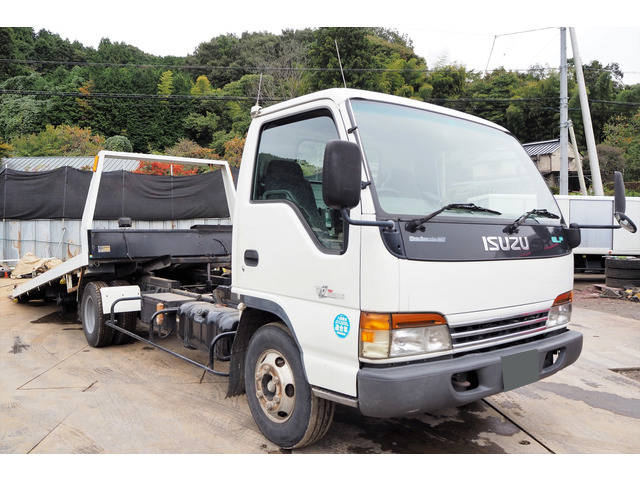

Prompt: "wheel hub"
[254,349,296,423]
[84,296,96,332]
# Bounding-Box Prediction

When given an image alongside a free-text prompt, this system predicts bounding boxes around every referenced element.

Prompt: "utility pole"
[568,120,588,195]
[559,27,569,195]
[569,27,604,195]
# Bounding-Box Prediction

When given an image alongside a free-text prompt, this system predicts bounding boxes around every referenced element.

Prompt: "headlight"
[390,325,451,356]
[547,291,572,327]
[360,312,452,359]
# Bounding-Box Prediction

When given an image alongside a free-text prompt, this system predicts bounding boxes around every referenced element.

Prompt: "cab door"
[232,100,361,396]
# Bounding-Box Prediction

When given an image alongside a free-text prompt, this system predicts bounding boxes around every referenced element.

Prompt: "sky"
[4,0,640,84]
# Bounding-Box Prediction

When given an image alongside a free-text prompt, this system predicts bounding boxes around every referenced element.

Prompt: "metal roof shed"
[0,156,140,172]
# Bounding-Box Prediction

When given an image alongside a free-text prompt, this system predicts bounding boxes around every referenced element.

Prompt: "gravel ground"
[573,274,640,321]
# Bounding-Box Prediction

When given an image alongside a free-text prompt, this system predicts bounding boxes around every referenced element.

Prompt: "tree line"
[1,27,639,185]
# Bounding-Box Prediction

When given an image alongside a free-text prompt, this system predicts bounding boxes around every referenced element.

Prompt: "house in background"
[0,156,140,172]
[522,139,581,190]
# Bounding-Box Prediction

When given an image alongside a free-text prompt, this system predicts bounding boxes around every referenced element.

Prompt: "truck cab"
[231,88,584,442]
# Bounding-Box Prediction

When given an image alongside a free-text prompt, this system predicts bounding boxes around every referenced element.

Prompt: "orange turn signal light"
[391,313,447,329]
[553,291,573,306]
[360,330,375,343]
[360,312,390,330]
[360,312,447,330]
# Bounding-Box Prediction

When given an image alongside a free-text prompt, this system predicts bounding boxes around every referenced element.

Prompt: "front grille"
[449,310,549,352]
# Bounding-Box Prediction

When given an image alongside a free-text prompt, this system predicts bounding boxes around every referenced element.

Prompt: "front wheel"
[244,323,334,449]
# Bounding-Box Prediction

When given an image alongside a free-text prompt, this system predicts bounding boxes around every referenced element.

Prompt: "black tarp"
[0,167,236,220]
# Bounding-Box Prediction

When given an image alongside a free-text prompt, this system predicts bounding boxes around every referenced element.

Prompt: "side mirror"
[322,140,395,230]
[322,140,362,210]
[613,171,637,233]
[562,226,582,249]
[614,171,626,214]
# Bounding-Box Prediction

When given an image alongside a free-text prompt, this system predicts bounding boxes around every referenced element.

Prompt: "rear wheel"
[244,323,334,449]
[109,280,138,345]
[79,281,113,347]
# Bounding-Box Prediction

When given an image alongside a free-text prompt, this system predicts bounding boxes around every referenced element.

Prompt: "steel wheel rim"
[254,349,296,423]
[84,295,96,333]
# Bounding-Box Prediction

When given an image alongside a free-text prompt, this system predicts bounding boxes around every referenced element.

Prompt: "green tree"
[308,27,380,90]
[583,144,626,182]
[183,112,218,145]
[0,95,49,139]
[191,75,213,96]
[426,64,467,99]
[0,29,15,81]
[603,110,640,180]
[157,70,174,96]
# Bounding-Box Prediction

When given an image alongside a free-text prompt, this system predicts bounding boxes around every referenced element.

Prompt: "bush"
[223,136,245,167]
[11,125,104,156]
[0,139,12,158]
[164,138,219,159]
[104,135,133,152]
[133,138,220,176]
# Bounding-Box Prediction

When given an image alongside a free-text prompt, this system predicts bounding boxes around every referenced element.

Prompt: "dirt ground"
[574,274,640,321]
[1,277,639,454]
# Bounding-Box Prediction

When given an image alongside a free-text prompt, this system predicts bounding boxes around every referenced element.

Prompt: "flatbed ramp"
[9,150,236,301]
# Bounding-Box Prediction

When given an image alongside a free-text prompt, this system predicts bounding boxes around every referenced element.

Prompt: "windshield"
[350,99,561,223]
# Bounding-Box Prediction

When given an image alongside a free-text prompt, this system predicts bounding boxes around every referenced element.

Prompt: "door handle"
[244,249,259,267]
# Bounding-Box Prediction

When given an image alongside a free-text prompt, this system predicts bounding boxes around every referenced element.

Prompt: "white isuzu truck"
[11,88,637,449]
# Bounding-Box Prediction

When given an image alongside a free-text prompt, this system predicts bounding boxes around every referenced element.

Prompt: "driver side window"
[251,110,345,252]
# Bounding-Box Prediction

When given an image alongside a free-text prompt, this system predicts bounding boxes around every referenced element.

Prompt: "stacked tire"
[605,257,640,288]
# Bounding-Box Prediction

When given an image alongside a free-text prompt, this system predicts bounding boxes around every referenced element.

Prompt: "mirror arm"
[569,222,621,230]
[341,208,396,230]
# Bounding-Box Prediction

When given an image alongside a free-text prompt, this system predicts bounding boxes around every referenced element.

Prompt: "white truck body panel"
[555,195,640,255]
[360,249,573,319]
[100,285,142,314]
[233,99,361,396]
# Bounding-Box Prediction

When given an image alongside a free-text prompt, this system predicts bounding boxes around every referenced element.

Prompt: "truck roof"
[258,88,509,133]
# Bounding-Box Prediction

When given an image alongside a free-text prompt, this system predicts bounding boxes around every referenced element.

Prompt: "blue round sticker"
[333,314,350,338]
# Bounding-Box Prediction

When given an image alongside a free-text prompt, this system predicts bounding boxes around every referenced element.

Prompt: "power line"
[485,27,559,75]
[0,89,284,102]
[1,57,638,76]
[1,89,638,108]
[0,57,423,72]
[493,27,560,38]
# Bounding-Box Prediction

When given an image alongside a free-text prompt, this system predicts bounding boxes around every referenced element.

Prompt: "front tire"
[79,281,114,347]
[244,323,334,449]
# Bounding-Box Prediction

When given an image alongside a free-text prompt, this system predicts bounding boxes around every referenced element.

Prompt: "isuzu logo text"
[482,236,530,251]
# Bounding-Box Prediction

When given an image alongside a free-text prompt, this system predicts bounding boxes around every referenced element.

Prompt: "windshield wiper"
[504,209,560,234]
[405,203,502,232]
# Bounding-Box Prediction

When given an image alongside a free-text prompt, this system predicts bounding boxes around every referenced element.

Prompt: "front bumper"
[357,329,582,418]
